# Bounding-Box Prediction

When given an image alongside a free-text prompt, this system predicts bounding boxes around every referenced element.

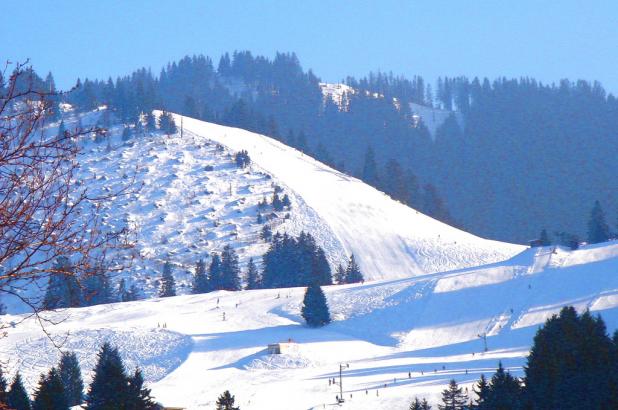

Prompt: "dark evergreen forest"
[23,51,618,243]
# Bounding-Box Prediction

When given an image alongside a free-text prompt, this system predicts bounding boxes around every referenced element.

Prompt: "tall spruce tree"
[32,367,69,410]
[473,374,490,409]
[344,254,363,284]
[524,307,616,410]
[587,200,611,244]
[484,362,522,410]
[59,351,83,407]
[208,253,223,290]
[410,397,432,410]
[438,379,467,410]
[7,372,31,410]
[245,257,260,290]
[334,264,346,284]
[44,256,82,309]
[301,283,331,327]
[86,343,129,409]
[126,368,158,410]
[539,229,551,246]
[159,261,176,297]
[220,245,241,291]
[361,146,380,187]
[215,390,240,410]
[192,259,210,294]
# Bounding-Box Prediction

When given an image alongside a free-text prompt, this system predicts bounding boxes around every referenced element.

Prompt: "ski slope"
[173,113,523,281]
[3,241,618,409]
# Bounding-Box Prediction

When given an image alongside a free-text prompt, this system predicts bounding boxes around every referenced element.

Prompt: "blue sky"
[2,0,617,92]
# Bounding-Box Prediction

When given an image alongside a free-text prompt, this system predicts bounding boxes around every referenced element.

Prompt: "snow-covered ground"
[2,108,520,311]
[175,114,522,282]
[3,241,618,409]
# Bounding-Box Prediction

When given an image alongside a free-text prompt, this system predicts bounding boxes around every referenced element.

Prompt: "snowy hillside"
[319,83,462,138]
[174,113,523,281]
[4,241,618,409]
[5,107,521,310]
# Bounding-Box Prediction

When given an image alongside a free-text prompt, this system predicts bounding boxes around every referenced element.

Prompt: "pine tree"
[301,283,331,327]
[44,256,82,309]
[126,368,157,410]
[587,200,611,244]
[539,229,551,246]
[192,259,210,294]
[7,372,31,410]
[485,362,522,410]
[32,367,68,410]
[159,261,176,297]
[281,194,291,208]
[246,257,260,290]
[421,399,431,410]
[220,245,241,291]
[82,270,114,306]
[411,398,433,410]
[59,351,83,407]
[215,390,240,410]
[344,254,363,284]
[272,193,284,212]
[473,374,490,409]
[118,278,129,302]
[86,343,129,409]
[438,379,467,410]
[208,253,223,290]
[158,111,177,135]
[260,225,272,241]
[334,264,346,284]
[361,146,380,187]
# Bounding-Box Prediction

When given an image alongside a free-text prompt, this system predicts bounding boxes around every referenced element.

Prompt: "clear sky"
[2,0,617,92]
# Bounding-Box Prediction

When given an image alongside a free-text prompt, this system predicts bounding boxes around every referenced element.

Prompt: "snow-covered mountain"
[173,113,522,279]
[18,108,519,306]
[4,241,618,409]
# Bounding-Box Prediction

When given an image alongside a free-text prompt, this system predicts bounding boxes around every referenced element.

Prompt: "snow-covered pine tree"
[438,379,467,410]
[159,261,176,297]
[59,351,83,407]
[7,372,31,410]
[215,390,240,410]
[301,283,331,327]
[32,367,68,410]
[246,257,260,290]
[220,245,241,291]
[344,254,364,284]
[192,258,210,294]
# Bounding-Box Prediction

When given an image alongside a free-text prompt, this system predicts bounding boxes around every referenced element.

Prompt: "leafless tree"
[0,61,135,335]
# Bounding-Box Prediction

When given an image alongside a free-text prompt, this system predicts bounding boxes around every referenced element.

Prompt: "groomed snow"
[173,113,523,281]
[4,241,618,409]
